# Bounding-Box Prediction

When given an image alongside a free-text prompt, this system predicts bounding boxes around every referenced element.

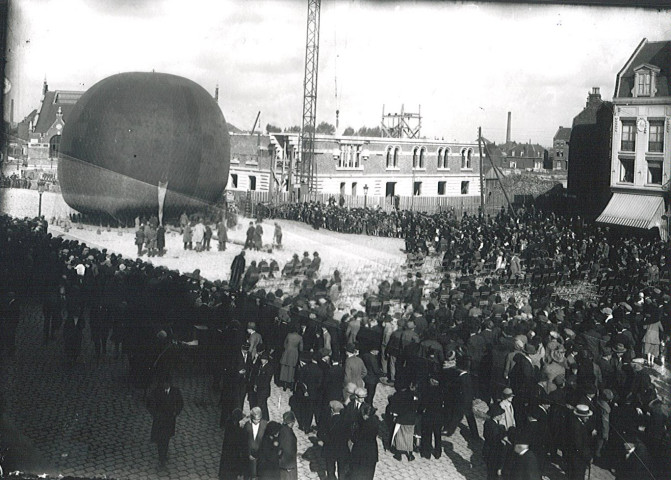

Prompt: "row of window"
[384,146,474,170]
[339,180,471,196]
[619,158,663,185]
[229,174,257,190]
[620,120,664,153]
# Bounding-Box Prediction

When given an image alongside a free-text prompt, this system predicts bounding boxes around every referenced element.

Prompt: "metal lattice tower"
[298,0,321,198]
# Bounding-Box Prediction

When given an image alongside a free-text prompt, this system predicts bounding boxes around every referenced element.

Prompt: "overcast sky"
[5,0,670,145]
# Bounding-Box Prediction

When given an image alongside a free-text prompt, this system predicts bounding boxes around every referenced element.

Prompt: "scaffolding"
[381,104,422,139]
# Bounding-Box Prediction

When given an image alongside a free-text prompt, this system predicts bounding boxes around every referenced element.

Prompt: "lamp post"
[363,184,369,209]
[37,180,45,218]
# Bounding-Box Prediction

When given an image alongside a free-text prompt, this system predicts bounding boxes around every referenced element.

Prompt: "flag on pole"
[158,181,168,226]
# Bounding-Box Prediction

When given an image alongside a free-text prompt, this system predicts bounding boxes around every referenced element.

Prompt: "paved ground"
[0,303,621,480]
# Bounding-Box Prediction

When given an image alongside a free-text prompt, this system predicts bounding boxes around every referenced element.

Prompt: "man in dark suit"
[444,355,480,440]
[244,407,268,480]
[509,343,538,428]
[361,347,383,405]
[147,375,184,468]
[250,351,273,420]
[278,411,298,480]
[319,357,344,434]
[232,342,254,412]
[420,374,444,459]
[230,251,246,292]
[321,400,351,480]
[295,351,324,433]
[62,307,85,367]
[506,434,541,480]
[567,404,594,480]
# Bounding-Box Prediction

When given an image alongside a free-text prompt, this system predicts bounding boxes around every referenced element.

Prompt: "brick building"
[22,80,84,172]
[499,142,549,171]
[597,38,670,240]
[227,132,482,201]
[567,87,614,216]
[552,126,571,170]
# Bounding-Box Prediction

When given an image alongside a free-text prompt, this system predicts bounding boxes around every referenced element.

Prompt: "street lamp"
[363,184,369,208]
[37,180,45,218]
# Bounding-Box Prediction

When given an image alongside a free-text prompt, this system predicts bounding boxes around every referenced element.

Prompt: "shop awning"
[596,193,665,230]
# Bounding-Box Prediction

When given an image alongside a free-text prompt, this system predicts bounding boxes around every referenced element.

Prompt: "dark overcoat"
[148,386,183,443]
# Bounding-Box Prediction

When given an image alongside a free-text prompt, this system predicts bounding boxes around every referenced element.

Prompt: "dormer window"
[638,71,651,96]
[632,64,660,98]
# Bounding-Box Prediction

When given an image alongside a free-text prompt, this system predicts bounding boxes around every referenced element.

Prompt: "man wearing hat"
[246,322,263,361]
[595,389,614,459]
[483,403,510,480]
[147,374,184,469]
[250,351,273,420]
[567,404,594,480]
[505,431,541,480]
[232,342,254,412]
[295,351,324,434]
[344,343,367,390]
[321,400,350,480]
[278,411,298,480]
[509,343,538,428]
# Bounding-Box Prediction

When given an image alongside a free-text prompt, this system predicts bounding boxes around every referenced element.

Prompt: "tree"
[342,127,355,136]
[356,126,382,137]
[285,125,301,133]
[266,123,282,133]
[315,121,336,135]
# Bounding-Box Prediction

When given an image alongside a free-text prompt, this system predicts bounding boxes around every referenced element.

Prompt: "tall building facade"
[228,132,482,200]
[597,38,670,240]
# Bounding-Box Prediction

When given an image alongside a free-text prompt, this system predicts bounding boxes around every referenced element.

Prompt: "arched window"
[386,146,393,168]
[412,147,419,168]
[461,148,473,169]
[418,147,426,168]
[393,146,400,168]
[437,147,444,168]
[49,135,61,158]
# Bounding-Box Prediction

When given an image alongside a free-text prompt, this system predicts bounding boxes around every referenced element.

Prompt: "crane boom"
[296,0,321,199]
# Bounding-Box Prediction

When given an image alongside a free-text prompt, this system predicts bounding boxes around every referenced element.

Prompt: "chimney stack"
[587,87,602,107]
[10,99,14,125]
[506,112,512,144]
[214,84,219,102]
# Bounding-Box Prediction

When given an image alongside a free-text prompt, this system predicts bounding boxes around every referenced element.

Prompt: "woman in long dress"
[279,326,303,390]
[642,315,664,366]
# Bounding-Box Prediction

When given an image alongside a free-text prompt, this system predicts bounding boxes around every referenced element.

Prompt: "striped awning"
[596,193,665,230]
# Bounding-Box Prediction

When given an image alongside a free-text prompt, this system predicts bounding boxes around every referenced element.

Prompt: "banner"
[157,181,168,226]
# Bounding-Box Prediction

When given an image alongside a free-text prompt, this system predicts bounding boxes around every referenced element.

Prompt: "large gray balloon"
[59,72,230,218]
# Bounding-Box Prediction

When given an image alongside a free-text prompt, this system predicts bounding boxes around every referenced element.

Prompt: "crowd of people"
[0,173,33,189]
[0,201,670,480]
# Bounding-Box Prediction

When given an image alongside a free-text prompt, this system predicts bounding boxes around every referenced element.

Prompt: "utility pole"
[478,127,484,218]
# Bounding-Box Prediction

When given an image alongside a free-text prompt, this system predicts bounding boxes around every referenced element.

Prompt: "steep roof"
[504,142,545,158]
[33,90,84,133]
[554,127,571,142]
[616,39,671,98]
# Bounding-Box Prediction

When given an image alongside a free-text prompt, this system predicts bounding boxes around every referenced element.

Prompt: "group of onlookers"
[1,202,670,480]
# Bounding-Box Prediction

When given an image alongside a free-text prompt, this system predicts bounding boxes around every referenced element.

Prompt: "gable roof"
[615,39,671,98]
[503,142,546,158]
[33,90,85,133]
[554,127,572,142]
